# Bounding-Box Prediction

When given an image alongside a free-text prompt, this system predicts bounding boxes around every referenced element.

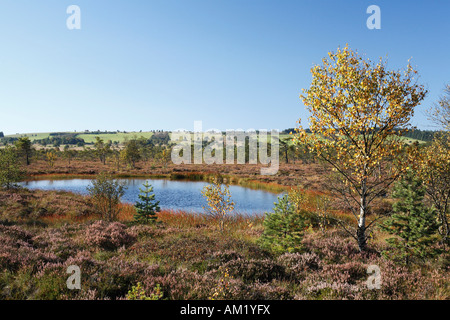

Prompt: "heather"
[0,188,448,300]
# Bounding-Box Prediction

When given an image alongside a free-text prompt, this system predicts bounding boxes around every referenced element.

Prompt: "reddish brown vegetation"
[24,159,329,192]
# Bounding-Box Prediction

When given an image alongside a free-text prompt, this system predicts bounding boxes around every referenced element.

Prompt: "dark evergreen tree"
[380,171,441,265]
[134,181,160,224]
[15,137,32,165]
[0,146,25,189]
[259,194,306,254]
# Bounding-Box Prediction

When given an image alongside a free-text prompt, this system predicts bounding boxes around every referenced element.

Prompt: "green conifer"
[134,181,160,224]
[259,194,306,254]
[380,171,441,264]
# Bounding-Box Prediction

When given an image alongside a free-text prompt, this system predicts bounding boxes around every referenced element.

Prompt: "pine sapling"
[134,181,160,224]
[380,171,441,265]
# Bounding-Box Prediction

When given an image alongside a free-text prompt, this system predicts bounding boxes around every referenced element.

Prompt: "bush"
[94,257,154,299]
[302,231,363,264]
[220,258,286,283]
[151,268,218,300]
[0,225,59,273]
[87,173,126,221]
[277,252,322,277]
[33,226,81,260]
[127,282,163,300]
[242,281,293,300]
[84,221,136,251]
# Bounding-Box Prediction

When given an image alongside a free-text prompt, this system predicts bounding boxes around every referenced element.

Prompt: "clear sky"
[0,0,449,135]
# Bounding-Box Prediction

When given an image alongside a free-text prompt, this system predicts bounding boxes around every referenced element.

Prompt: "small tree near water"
[259,194,306,254]
[87,172,126,221]
[15,137,32,166]
[201,177,235,232]
[134,181,160,224]
[0,146,24,189]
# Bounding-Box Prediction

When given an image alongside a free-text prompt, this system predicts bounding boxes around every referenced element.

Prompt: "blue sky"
[0,0,449,135]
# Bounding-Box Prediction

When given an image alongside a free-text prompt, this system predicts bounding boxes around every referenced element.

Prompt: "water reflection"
[21,178,282,215]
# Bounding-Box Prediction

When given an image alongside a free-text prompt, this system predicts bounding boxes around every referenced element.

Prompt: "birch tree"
[295,45,427,251]
[427,84,450,130]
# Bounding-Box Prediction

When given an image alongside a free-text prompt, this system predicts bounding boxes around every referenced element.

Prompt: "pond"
[20,178,283,215]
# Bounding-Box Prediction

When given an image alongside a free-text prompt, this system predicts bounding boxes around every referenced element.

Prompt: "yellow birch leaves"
[294,45,427,182]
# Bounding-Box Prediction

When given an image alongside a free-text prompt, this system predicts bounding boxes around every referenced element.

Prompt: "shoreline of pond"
[20,177,285,216]
[22,172,291,194]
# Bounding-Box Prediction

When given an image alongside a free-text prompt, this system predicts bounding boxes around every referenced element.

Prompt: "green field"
[76,132,154,144]
[5,132,54,140]
[4,131,155,144]
[4,131,426,145]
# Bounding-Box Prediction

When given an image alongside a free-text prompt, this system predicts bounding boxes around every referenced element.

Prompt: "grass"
[167,172,291,194]
[76,132,154,144]
[5,132,53,141]
[236,179,291,193]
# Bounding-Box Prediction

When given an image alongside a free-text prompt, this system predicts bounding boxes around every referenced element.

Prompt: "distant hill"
[1,127,439,146]
[1,131,158,145]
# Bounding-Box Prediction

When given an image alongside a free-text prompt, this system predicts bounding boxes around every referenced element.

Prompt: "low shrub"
[302,231,363,264]
[277,252,322,278]
[0,225,60,273]
[84,221,136,251]
[220,258,287,283]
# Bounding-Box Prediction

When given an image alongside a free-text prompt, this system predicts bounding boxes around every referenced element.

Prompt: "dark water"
[20,178,282,215]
